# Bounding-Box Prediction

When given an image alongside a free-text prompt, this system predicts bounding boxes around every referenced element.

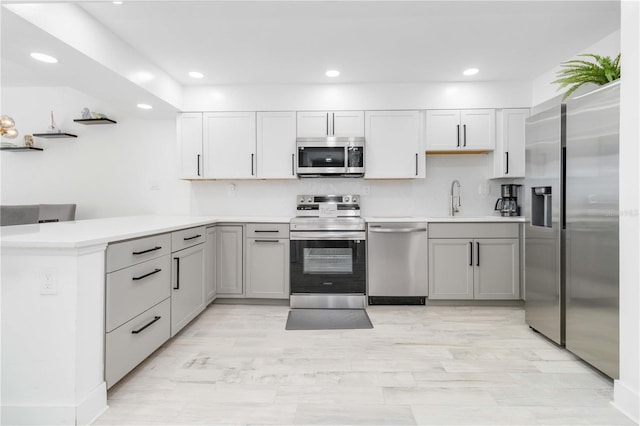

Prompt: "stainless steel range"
[289,195,366,309]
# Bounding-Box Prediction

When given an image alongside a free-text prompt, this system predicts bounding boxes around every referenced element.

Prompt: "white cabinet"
[364,110,424,179]
[177,112,204,179]
[245,223,290,299]
[491,108,529,178]
[204,226,217,304]
[426,109,495,151]
[428,223,520,300]
[297,111,364,137]
[171,227,206,336]
[216,225,244,295]
[203,112,256,179]
[257,111,297,179]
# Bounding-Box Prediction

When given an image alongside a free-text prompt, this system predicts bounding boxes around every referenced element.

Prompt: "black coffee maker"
[495,184,521,216]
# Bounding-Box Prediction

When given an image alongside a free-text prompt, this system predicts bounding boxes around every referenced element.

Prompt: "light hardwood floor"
[95,304,633,425]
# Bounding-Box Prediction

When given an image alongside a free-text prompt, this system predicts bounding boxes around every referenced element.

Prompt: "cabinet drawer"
[172,226,206,252]
[107,233,171,273]
[105,298,170,388]
[106,255,171,332]
[428,223,519,239]
[246,223,289,239]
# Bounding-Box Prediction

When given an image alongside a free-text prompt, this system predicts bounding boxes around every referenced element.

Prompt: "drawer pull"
[131,316,161,334]
[132,246,162,255]
[254,230,279,233]
[132,268,162,281]
[183,234,202,241]
[255,239,279,243]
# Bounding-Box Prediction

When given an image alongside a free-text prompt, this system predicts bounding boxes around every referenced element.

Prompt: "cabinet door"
[297,111,329,137]
[364,110,424,178]
[204,227,217,304]
[171,244,205,336]
[332,111,365,137]
[474,238,520,300]
[428,239,474,299]
[461,109,495,150]
[177,113,203,179]
[216,226,243,294]
[203,112,256,179]
[426,110,461,151]
[493,109,528,178]
[246,238,290,298]
[257,112,296,179]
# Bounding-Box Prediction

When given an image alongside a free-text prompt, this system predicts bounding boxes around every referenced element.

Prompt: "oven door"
[290,233,366,294]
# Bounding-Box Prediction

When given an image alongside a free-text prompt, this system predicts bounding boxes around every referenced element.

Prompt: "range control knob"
[307,197,313,203]
[352,196,358,203]
[299,197,306,204]
[344,196,350,202]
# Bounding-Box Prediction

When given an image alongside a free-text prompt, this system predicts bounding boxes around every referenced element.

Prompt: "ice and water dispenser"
[531,187,553,227]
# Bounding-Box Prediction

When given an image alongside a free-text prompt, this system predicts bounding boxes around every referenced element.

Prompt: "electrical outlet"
[40,268,58,295]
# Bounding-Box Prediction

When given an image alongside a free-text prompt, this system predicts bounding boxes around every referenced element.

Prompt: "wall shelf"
[0,146,44,152]
[74,118,117,125]
[33,132,78,139]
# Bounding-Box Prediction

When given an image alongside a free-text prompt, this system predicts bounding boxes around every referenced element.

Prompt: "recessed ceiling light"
[113,1,123,4]
[136,103,153,110]
[463,68,479,76]
[189,71,204,79]
[30,52,58,64]
[325,70,340,78]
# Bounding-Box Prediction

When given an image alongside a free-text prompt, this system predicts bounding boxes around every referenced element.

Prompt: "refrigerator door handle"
[561,146,567,229]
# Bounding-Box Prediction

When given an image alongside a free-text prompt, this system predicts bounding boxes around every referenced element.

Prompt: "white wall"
[0,86,190,219]
[614,1,640,422]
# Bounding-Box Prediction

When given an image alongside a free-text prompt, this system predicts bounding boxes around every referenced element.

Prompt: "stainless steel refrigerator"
[524,81,619,379]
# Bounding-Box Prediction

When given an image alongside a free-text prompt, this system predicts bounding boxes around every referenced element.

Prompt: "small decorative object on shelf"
[24,134,34,147]
[34,110,77,138]
[74,107,116,125]
[0,114,19,139]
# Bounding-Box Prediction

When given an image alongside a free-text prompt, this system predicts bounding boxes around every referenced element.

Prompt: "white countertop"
[365,216,526,223]
[1,214,524,249]
[0,215,290,249]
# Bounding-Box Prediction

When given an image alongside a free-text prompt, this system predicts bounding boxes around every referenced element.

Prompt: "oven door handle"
[368,227,427,233]
[290,231,366,241]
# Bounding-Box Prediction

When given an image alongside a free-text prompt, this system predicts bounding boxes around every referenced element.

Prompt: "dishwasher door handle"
[369,227,427,233]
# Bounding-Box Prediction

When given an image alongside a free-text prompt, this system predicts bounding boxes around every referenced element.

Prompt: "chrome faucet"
[450,180,461,216]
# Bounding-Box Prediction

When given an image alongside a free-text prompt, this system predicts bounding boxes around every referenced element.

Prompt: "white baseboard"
[613,379,640,424]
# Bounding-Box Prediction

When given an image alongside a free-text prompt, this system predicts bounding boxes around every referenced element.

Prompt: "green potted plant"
[553,53,621,100]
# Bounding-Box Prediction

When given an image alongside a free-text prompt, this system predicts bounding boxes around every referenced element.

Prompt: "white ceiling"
[0,1,621,116]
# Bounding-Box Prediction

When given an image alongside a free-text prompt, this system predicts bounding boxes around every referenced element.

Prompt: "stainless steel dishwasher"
[367,222,428,305]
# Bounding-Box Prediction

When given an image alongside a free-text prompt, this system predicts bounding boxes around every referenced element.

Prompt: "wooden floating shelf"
[425,150,490,155]
[73,118,117,125]
[0,146,44,152]
[33,132,78,139]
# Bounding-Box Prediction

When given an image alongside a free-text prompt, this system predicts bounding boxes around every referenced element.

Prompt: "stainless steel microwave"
[296,137,365,177]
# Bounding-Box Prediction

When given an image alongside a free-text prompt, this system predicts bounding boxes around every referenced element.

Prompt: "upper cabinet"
[491,108,529,179]
[426,109,495,152]
[364,110,424,179]
[256,112,297,179]
[297,111,364,137]
[177,112,204,179]
[203,112,257,179]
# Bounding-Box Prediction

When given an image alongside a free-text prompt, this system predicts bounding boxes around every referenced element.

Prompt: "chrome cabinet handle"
[183,234,202,241]
[131,316,161,334]
[132,268,162,281]
[132,246,162,255]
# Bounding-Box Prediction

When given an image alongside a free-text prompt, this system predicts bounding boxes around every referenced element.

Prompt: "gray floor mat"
[285,309,373,330]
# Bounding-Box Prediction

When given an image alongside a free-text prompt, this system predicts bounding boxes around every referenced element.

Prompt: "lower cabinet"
[171,243,206,336]
[428,223,520,300]
[204,226,217,304]
[105,299,171,387]
[216,225,244,295]
[245,223,290,298]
